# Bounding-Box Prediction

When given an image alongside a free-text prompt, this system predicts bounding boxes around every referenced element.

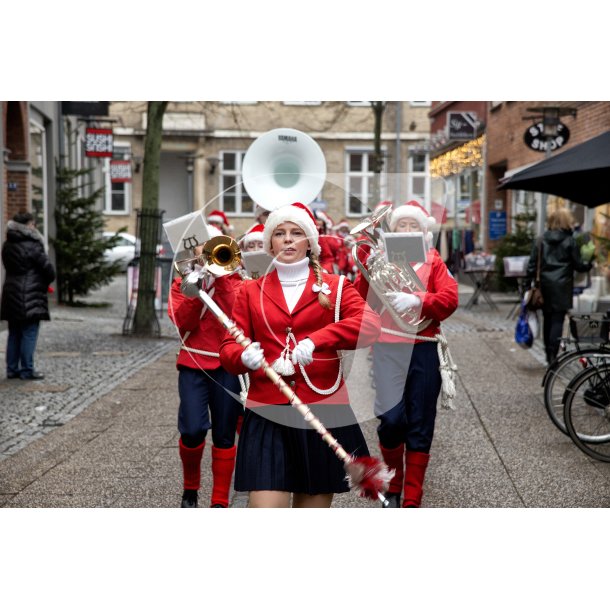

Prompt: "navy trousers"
[177,366,244,449]
[372,341,441,452]
[6,320,40,379]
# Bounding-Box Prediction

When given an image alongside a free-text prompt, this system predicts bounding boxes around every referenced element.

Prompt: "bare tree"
[132,101,168,336]
[371,101,386,207]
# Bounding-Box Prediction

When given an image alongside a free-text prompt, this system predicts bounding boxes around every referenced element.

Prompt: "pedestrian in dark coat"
[1,212,55,380]
[527,207,593,364]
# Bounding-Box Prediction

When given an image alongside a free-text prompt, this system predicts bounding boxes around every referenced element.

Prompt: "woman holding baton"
[220,202,381,508]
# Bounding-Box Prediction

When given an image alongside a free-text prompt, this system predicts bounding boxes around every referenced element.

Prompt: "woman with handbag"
[219,202,381,508]
[527,207,593,365]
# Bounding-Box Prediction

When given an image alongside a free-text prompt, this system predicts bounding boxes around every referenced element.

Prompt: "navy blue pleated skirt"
[235,404,370,495]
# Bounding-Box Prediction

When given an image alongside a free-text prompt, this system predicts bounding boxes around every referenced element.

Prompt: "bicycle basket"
[569,314,610,343]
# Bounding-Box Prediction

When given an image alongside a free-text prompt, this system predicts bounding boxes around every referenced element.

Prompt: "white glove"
[385,291,421,314]
[241,342,265,370]
[180,271,203,298]
[291,338,315,367]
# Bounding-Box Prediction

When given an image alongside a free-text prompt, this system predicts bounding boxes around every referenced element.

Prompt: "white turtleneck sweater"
[274,258,310,312]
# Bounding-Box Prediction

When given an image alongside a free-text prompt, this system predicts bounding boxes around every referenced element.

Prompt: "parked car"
[103,232,166,272]
[103,232,137,271]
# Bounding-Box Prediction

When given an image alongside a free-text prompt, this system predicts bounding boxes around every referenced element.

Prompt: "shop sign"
[62,102,109,116]
[489,210,507,240]
[110,160,132,182]
[85,128,113,157]
[523,121,570,152]
[447,112,478,140]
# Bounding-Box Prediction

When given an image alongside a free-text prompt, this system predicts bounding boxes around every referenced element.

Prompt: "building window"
[104,144,131,214]
[407,152,428,203]
[345,149,387,217]
[410,101,431,107]
[30,120,48,244]
[220,151,253,215]
[511,190,539,232]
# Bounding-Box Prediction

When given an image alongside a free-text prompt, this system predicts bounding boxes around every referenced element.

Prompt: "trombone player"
[168,224,244,508]
[354,201,458,508]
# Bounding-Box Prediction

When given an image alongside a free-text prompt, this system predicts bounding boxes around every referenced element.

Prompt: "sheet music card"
[381,231,427,265]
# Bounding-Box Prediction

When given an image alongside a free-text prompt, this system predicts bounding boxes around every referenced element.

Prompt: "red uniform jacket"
[353,247,458,343]
[219,268,381,406]
[168,273,242,370]
[318,234,343,273]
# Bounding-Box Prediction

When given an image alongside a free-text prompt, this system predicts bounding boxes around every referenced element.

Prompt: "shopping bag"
[515,302,534,349]
[527,308,540,340]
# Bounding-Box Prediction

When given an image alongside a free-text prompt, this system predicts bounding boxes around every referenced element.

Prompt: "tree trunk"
[133,101,168,336]
[371,101,386,209]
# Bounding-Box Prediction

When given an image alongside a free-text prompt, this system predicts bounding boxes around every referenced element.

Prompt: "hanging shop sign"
[85,128,113,157]
[447,112,478,140]
[523,122,570,153]
[110,160,132,183]
[61,101,109,117]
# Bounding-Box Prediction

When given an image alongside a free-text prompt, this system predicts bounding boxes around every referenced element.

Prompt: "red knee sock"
[210,445,237,507]
[179,438,205,490]
[403,450,430,508]
[379,443,405,495]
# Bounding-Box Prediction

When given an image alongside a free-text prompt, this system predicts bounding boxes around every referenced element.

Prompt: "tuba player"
[354,201,458,508]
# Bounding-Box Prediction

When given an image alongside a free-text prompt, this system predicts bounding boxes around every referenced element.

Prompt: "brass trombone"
[173,235,242,278]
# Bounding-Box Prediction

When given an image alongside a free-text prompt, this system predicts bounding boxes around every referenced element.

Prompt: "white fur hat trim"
[263,204,320,257]
[389,202,436,232]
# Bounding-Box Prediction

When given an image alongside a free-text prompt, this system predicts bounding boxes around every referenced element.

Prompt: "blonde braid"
[309,254,332,309]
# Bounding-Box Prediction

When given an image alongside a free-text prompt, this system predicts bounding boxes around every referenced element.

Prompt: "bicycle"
[562,361,610,462]
[542,313,610,436]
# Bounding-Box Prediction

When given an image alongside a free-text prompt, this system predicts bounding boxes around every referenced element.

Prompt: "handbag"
[515,302,534,349]
[526,238,544,311]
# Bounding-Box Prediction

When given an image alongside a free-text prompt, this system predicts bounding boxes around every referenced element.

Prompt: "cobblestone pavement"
[0,274,176,461]
[2,275,608,510]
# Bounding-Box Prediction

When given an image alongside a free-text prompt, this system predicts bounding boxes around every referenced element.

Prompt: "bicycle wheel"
[563,364,610,462]
[543,348,610,435]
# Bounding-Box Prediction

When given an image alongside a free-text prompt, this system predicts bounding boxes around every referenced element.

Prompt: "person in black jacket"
[1,212,56,380]
[527,207,593,365]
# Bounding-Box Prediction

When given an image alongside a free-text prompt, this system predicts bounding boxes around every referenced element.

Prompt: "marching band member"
[333,218,357,278]
[313,209,343,274]
[238,223,265,253]
[168,225,244,508]
[354,201,458,508]
[219,202,381,508]
[207,209,234,237]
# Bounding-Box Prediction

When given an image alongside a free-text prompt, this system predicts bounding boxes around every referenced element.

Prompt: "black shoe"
[382,492,401,508]
[21,372,44,380]
[6,373,20,380]
[181,490,198,508]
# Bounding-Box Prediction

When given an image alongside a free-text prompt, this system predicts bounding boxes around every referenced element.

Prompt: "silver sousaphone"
[241,127,327,212]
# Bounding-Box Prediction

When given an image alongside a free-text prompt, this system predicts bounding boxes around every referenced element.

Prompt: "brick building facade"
[486,101,610,246]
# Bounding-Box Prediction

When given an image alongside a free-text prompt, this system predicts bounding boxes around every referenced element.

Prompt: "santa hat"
[389,200,436,232]
[206,224,223,238]
[263,202,320,257]
[254,204,271,223]
[239,223,265,247]
[313,209,333,232]
[207,209,233,231]
[333,218,350,232]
